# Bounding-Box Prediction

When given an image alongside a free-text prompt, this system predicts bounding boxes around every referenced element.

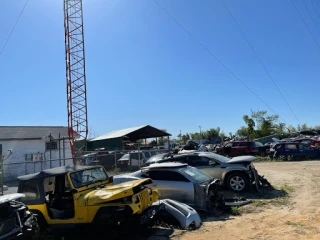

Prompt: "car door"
[192,156,222,179]
[299,144,316,158]
[284,143,299,157]
[146,170,194,206]
[224,142,233,155]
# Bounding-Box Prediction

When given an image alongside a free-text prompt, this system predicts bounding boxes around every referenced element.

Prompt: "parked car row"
[82,149,168,171]
[267,142,320,160]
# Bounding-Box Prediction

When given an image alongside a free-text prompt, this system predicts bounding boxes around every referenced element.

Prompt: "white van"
[118,150,157,169]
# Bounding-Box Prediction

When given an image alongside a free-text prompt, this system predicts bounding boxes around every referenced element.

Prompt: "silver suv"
[145,152,259,192]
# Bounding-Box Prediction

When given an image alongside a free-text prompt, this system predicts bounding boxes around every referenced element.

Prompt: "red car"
[291,138,320,147]
[215,141,261,157]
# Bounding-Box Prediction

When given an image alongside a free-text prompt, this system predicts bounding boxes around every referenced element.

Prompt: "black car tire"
[226,172,249,192]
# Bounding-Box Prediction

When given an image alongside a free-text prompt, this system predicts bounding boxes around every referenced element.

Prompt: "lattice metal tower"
[64,0,88,165]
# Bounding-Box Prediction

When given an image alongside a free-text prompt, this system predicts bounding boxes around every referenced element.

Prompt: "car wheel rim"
[230,176,245,191]
[278,155,286,160]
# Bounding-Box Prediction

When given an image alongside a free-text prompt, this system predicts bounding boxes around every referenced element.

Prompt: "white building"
[0,126,73,179]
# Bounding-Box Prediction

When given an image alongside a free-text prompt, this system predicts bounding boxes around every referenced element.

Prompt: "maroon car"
[215,141,262,157]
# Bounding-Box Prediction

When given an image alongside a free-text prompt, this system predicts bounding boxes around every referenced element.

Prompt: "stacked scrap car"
[113,162,251,212]
[16,165,162,232]
[144,152,260,192]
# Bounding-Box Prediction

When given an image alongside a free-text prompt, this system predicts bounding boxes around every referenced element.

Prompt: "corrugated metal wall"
[88,137,123,151]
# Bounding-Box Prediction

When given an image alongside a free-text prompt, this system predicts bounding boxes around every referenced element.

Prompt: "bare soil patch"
[172,160,320,240]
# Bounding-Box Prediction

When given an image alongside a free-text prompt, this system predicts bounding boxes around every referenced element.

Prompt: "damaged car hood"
[83,178,152,205]
[0,193,25,205]
[227,155,256,163]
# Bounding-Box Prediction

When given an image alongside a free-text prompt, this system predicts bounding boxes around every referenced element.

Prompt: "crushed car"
[16,165,162,232]
[0,193,37,240]
[144,152,260,192]
[113,162,251,212]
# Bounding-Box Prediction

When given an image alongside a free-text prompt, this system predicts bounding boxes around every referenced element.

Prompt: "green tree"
[181,133,190,144]
[190,132,201,140]
[204,127,221,140]
[276,122,286,133]
[297,123,310,131]
[158,129,168,145]
[236,126,249,137]
[237,110,281,139]
[219,131,227,140]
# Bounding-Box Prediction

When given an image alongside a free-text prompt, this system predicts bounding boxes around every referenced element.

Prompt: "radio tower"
[64,0,88,165]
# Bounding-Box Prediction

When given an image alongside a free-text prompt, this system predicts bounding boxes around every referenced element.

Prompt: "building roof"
[0,126,69,141]
[17,165,95,181]
[90,125,171,142]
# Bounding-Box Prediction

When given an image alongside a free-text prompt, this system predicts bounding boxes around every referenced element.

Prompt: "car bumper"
[140,203,165,225]
[152,199,202,229]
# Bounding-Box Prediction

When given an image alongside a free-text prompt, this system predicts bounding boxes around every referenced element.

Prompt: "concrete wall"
[0,139,72,179]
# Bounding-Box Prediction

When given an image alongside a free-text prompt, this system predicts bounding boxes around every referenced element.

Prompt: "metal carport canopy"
[89,125,171,142]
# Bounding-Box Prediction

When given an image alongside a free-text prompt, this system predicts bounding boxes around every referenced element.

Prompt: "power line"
[300,0,320,33]
[311,0,320,21]
[0,0,29,57]
[220,0,301,124]
[289,0,320,51]
[153,0,289,125]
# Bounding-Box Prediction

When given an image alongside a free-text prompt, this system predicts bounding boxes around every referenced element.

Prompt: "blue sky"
[0,0,319,139]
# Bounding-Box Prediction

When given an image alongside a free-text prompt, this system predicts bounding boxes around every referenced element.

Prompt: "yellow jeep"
[17,165,161,231]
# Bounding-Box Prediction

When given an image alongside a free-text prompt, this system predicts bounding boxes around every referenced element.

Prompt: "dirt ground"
[168,160,320,240]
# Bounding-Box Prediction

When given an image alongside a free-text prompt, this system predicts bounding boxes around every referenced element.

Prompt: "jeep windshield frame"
[70,167,109,188]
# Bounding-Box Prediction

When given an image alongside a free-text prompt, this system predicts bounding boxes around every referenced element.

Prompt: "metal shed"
[87,125,171,151]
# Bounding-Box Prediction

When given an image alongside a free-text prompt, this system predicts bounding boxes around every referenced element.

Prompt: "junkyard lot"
[176,160,320,240]
[30,160,320,240]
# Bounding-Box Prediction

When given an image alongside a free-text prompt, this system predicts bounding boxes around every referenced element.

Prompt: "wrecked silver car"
[145,152,260,192]
[114,162,230,211]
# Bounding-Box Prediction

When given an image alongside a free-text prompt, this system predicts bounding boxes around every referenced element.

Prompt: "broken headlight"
[24,215,36,228]
[132,195,139,203]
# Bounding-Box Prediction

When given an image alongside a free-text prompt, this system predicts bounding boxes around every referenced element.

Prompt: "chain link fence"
[1,148,169,196]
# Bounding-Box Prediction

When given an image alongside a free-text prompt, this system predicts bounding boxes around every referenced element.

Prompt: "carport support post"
[167,136,170,151]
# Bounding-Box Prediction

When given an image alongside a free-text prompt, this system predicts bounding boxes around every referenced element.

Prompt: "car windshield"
[144,152,151,159]
[180,166,211,183]
[254,141,263,147]
[200,152,231,163]
[145,153,166,163]
[70,167,108,188]
[119,154,129,161]
[84,156,93,165]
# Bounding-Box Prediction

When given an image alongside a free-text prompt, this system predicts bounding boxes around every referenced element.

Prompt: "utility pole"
[199,126,202,144]
[180,130,182,144]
